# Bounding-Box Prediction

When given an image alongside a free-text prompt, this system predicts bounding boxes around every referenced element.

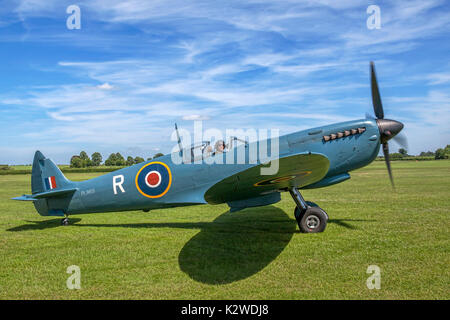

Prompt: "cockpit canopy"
[183,137,248,163]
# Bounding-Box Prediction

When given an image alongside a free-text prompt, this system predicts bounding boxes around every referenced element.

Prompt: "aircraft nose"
[376,119,404,143]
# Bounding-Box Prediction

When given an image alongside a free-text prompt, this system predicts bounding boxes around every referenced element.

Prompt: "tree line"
[427,144,450,160]
[70,151,164,168]
[380,145,450,160]
[68,144,449,167]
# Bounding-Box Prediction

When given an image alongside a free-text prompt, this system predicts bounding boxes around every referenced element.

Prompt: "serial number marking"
[80,188,95,196]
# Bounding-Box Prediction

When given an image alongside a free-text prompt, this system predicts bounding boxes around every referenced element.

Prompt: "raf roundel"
[135,162,172,198]
[145,171,161,188]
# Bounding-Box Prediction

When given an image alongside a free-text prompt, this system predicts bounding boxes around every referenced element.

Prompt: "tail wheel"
[298,207,327,233]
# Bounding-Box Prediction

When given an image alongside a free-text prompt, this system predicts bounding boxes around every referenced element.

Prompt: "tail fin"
[21,151,76,217]
[32,150,71,194]
[12,151,76,216]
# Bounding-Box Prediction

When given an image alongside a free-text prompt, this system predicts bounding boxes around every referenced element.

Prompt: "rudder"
[12,151,76,216]
[31,151,71,194]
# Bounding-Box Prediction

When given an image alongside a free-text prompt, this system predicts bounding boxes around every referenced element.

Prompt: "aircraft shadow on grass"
[7,218,83,231]
[6,207,373,284]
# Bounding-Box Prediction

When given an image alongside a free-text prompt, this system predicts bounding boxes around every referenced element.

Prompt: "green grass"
[0,161,449,299]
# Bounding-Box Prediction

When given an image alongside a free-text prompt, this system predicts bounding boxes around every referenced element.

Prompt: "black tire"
[305,202,329,220]
[61,218,69,226]
[305,201,318,207]
[299,207,327,233]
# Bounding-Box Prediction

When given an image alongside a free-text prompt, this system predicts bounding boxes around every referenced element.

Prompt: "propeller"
[392,132,408,151]
[371,62,384,119]
[370,61,405,189]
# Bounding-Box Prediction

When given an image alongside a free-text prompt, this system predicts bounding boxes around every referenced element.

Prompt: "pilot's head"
[215,140,225,153]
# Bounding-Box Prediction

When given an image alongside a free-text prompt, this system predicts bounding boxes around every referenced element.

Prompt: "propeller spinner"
[370,61,405,188]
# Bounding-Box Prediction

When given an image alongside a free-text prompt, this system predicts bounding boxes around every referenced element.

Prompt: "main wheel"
[298,207,327,233]
[305,201,318,208]
[61,218,69,226]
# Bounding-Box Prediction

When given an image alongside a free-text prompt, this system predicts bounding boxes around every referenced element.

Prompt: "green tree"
[91,152,102,166]
[147,157,152,161]
[134,156,145,164]
[153,152,164,159]
[115,152,125,166]
[419,151,434,157]
[126,156,135,166]
[435,148,447,160]
[398,148,407,156]
[389,153,403,160]
[79,151,88,159]
[70,155,83,168]
[79,151,91,167]
[105,153,117,166]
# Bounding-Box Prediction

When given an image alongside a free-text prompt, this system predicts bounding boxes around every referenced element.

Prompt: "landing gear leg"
[289,187,308,219]
[289,188,328,233]
[61,215,69,226]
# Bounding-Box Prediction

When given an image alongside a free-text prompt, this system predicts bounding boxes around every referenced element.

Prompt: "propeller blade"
[382,142,395,189]
[392,132,408,151]
[370,61,384,119]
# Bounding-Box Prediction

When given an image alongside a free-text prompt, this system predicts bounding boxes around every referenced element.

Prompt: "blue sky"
[1,0,449,164]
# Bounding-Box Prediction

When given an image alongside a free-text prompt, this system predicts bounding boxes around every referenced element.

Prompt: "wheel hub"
[305,215,320,229]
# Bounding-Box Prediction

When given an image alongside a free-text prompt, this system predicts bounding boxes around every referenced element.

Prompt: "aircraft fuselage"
[64,118,380,215]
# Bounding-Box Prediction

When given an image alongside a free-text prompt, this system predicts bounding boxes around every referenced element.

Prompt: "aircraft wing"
[204,152,329,204]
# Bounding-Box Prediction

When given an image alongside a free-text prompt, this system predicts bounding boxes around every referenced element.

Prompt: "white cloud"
[426,72,450,85]
[182,114,210,121]
[96,83,114,90]
[2,0,450,162]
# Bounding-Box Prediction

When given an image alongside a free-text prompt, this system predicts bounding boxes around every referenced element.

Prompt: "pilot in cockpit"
[203,139,226,157]
[214,140,226,154]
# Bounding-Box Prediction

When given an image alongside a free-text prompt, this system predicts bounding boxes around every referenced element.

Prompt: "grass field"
[0,161,449,299]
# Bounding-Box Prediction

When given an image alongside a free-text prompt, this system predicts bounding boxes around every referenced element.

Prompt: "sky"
[0,0,449,164]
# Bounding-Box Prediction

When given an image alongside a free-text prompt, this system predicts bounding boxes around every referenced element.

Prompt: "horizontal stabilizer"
[12,195,36,201]
[33,188,77,199]
[12,188,77,201]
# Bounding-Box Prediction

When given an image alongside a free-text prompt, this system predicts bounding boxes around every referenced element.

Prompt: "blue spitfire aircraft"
[13,62,404,233]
